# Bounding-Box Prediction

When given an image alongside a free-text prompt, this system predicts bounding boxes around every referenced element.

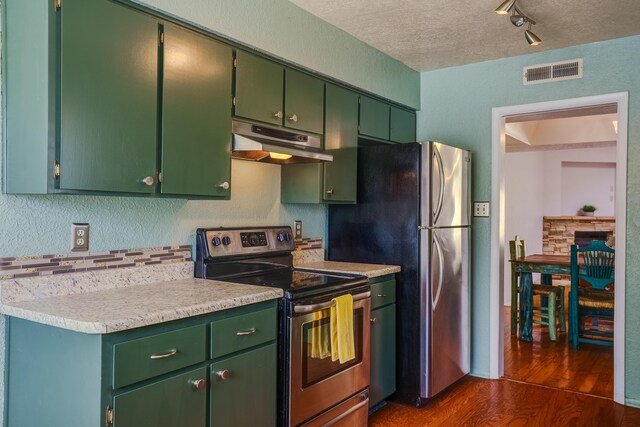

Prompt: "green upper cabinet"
[161,23,233,198]
[323,84,358,202]
[284,69,324,134]
[390,106,417,143]
[234,51,284,126]
[281,84,357,204]
[359,96,390,141]
[59,0,159,193]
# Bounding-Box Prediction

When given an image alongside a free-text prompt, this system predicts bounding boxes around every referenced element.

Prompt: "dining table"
[510,254,574,342]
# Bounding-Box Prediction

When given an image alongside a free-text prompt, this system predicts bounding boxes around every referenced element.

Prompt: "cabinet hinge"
[358,125,361,132]
[105,406,113,427]
[53,161,60,179]
[54,0,61,12]
[358,97,361,105]
[159,32,164,45]
[233,58,237,68]
[232,97,236,107]
[158,171,163,183]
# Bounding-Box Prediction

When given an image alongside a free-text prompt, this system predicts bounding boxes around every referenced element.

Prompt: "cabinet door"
[390,106,416,143]
[113,367,207,427]
[359,96,390,140]
[284,69,324,134]
[370,304,396,407]
[161,24,233,197]
[323,84,358,202]
[60,0,158,193]
[234,51,284,126]
[210,344,276,427]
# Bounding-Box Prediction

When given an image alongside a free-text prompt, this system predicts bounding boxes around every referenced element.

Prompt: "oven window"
[300,308,363,388]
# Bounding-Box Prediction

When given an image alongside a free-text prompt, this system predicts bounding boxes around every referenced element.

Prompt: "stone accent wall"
[543,216,615,255]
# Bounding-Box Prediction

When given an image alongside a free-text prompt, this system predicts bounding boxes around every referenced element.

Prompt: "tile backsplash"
[0,246,192,280]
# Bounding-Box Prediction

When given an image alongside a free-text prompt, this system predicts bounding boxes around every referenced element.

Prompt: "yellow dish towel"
[309,309,331,359]
[330,294,355,363]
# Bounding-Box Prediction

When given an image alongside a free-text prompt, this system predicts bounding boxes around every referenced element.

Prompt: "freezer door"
[421,227,470,398]
[430,143,471,228]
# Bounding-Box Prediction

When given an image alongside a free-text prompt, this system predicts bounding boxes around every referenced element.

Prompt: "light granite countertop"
[0,278,282,334]
[296,261,400,278]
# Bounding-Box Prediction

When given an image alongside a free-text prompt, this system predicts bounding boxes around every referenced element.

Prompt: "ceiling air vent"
[523,59,583,85]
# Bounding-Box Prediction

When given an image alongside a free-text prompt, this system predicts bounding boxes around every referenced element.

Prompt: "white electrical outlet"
[294,220,303,241]
[71,223,90,252]
[473,202,490,217]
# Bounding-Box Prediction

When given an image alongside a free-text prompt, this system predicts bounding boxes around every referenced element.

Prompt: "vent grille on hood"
[523,59,583,85]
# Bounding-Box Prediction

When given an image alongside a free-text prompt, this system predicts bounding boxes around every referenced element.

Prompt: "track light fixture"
[494,0,542,46]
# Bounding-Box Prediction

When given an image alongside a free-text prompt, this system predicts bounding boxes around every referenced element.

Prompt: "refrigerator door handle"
[431,232,445,310]
[433,146,445,225]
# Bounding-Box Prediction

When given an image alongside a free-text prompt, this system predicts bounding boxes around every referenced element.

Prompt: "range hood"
[232,120,333,164]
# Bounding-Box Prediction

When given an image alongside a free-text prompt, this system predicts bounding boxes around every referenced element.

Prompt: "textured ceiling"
[288,0,640,71]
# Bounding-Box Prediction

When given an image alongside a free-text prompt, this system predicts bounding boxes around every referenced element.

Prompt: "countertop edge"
[0,288,283,334]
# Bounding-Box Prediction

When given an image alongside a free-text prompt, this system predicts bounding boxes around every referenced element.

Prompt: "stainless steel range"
[195,226,371,427]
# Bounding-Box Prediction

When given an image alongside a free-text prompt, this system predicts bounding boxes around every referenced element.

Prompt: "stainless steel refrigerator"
[328,141,470,406]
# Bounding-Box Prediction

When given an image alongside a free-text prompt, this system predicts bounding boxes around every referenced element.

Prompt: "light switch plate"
[473,202,490,217]
[71,223,90,252]
[294,220,302,241]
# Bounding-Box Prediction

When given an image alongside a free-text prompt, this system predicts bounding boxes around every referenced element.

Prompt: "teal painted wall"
[418,35,640,404]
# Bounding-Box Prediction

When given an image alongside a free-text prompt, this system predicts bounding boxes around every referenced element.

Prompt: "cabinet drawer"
[113,324,207,389]
[371,279,396,309]
[211,307,277,359]
[113,367,207,427]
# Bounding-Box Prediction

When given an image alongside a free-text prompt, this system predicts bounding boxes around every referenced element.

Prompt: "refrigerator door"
[429,143,471,228]
[421,226,470,398]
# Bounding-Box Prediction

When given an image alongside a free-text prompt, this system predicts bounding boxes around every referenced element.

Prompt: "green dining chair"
[569,241,615,349]
[510,236,565,341]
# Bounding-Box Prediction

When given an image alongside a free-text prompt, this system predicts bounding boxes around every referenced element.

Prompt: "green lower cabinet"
[210,344,277,427]
[113,367,208,427]
[370,303,396,407]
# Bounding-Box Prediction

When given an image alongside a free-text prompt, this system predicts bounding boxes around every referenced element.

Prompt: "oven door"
[288,291,371,427]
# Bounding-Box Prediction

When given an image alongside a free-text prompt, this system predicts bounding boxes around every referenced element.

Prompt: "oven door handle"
[293,291,371,314]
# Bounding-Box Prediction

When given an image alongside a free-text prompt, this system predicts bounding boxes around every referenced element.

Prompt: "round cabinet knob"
[191,379,206,391]
[273,111,283,119]
[287,114,298,123]
[370,317,377,324]
[326,188,334,195]
[218,182,230,190]
[222,236,231,246]
[285,233,292,242]
[141,176,155,186]
[277,233,285,242]
[212,237,222,247]
[217,370,231,381]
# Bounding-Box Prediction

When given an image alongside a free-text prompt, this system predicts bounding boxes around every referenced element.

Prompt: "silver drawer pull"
[377,293,388,297]
[236,328,256,336]
[149,349,177,360]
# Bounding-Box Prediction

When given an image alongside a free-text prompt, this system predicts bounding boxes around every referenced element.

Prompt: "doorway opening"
[489,93,628,404]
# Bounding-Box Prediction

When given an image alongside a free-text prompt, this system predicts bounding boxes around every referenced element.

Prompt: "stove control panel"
[202,226,296,257]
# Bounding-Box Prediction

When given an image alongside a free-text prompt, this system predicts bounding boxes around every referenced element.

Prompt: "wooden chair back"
[570,240,615,290]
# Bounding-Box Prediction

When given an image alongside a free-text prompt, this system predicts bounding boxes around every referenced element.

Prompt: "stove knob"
[211,236,222,247]
[285,233,292,242]
[222,236,231,246]
[277,233,285,242]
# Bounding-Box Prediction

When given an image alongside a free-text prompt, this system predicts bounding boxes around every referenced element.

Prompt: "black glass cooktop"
[213,267,367,300]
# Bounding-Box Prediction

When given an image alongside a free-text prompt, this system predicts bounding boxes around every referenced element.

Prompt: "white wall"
[561,162,615,216]
[503,145,617,304]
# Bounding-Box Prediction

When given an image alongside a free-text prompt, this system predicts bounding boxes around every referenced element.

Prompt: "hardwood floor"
[369,307,630,426]
[503,307,614,398]
[368,376,640,426]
